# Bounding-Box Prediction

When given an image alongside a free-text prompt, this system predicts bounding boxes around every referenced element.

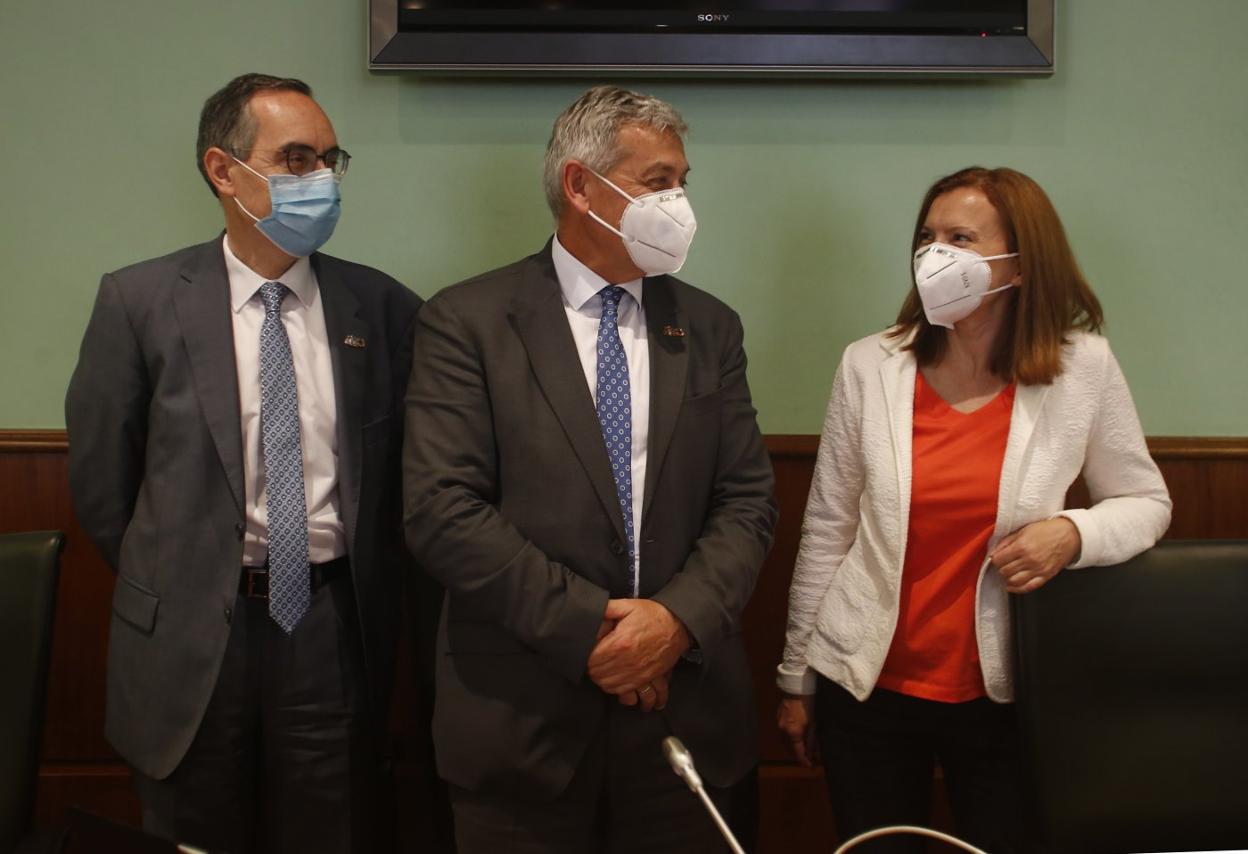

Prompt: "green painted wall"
[2,1,1244,433]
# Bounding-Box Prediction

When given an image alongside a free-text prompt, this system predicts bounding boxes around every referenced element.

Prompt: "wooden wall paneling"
[744,436,818,766]
[0,437,121,743]
[33,764,140,828]
[1149,439,1248,539]
[0,432,139,828]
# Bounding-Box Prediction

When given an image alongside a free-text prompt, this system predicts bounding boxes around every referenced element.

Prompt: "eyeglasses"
[237,144,351,177]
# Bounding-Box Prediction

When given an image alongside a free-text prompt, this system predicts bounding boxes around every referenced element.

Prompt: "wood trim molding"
[1,430,1244,459]
[1144,436,1248,460]
[0,429,69,453]
[762,434,1248,461]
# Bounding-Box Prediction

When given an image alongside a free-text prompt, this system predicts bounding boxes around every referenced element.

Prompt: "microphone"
[663,735,703,791]
[661,736,746,854]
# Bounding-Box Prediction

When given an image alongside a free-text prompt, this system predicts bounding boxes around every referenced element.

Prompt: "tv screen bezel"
[368,0,1054,76]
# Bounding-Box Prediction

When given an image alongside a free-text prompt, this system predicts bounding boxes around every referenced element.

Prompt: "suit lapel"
[878,339,916,547]
[314,254,368,557]
[172,240,245,515]
[511,250,628,544]
[997,382,1050,536]
[640,277,687,525]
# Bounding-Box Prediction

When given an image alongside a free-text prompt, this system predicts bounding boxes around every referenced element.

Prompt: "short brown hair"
[196,73,312,197]
[889,167,1103,385]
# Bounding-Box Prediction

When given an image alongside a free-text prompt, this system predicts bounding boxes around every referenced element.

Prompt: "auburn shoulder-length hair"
[889,167,1103,385]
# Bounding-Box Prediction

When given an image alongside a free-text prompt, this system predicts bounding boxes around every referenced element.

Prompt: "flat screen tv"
[368,0,1054,76]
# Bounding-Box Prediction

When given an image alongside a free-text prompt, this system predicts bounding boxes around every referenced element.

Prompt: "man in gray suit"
[65,73,421,854]
[403,85,777,852]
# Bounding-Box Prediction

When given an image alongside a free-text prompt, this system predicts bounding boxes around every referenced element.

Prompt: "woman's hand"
[991,517,1082,593]
[777,694,819,768]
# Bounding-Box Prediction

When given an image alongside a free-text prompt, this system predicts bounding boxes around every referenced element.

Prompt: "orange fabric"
[876,372,1015,703]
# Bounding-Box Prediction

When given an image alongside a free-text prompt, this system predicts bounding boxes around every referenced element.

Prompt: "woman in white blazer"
[776,167,1171,853]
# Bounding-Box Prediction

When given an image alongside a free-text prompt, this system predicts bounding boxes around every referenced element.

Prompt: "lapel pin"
[662,325,686,338]
[343,335,367,349]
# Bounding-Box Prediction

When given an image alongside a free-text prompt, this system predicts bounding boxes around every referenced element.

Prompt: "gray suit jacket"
[402,243,777,797]
[65,237,421,779]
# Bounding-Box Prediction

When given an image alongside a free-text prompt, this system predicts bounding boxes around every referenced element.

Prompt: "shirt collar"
[223,235,317,313]
[551,235,643,312]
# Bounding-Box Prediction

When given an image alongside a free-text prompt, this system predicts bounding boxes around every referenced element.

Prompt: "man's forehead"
[248,91,335,143]
[613,125,688,172]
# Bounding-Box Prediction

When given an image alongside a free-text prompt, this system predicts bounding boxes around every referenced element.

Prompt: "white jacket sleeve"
[1058,342,1172,568]
[778,350,866,695]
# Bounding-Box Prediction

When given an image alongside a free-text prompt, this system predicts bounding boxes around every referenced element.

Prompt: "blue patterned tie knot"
[260,281,287,316]
[258,281,310,633]
[595,285,636,595]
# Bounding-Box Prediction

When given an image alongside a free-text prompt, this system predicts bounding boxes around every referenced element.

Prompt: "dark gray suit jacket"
[65,237,421,779]
[402,243,777,798]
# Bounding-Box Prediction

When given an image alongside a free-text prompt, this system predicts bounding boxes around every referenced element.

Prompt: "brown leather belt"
[239,556,349,600]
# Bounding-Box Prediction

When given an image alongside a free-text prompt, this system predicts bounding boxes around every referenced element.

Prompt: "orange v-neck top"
[876,371,1016,703]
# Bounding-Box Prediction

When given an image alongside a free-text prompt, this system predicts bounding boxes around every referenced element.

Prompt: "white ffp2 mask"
[587,169,697,276]
[913,242,1018,328]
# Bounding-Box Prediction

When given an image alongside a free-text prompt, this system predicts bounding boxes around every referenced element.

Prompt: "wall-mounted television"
[368,0,1054,76]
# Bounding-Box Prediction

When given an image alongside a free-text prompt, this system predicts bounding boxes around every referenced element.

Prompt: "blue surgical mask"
[233,158,341,257]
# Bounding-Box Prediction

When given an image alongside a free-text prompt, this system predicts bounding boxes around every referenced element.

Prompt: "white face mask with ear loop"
[586,168,698,276]
[913,242,1019,329]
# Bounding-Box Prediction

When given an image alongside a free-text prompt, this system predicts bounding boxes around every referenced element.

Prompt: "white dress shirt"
[552,236,649,594]
[223,236,346,566]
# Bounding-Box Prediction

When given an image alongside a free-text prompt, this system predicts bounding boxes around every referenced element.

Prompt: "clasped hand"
[588,598,690,713]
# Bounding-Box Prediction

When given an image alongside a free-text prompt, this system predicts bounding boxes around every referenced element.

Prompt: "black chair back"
[1012,539,1248,853]
[0,531,65,852]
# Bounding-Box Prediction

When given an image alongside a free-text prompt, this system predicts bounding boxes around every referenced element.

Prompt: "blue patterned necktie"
[258,282,310,633]
[595,285,636,595]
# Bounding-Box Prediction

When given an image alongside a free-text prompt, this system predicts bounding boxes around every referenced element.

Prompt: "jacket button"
[234,522,245,540]
[610,540,626,556]
[224,607,233,624]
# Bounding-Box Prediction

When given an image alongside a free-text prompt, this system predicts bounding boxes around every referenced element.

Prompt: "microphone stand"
[662,736,991,854]
[662,736,747,854]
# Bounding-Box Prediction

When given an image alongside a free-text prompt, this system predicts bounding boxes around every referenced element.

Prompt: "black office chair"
[0,531,65,854]
[1012,539,1248,853]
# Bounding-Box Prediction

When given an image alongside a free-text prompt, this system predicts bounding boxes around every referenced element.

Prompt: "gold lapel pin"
[343,335,367,349]
[662,325,686,338]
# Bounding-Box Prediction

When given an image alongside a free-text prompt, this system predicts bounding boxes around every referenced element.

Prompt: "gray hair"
[542,85,688,217]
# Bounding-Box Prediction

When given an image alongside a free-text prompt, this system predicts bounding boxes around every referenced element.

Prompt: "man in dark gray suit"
[403,85,777,852]
[65,73,421,854]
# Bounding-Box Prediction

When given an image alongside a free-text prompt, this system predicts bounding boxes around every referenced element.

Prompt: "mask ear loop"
[230,156,270,223]
[235,198,262,223]
[982,250,1021,288]
[924,251,1021,310]
[592,167,691,228]
[963,250,1021,305]
[588,167,641,206]
[583,168,678,259]
[586,207,679,259]
[583,166,637,243]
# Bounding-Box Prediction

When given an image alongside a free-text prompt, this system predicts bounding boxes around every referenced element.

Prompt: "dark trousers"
[816,677,1030,854]
[133,571,383,854]
[450,698,739,854]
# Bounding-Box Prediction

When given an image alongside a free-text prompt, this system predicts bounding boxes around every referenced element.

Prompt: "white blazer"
[778,329,1172,703]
